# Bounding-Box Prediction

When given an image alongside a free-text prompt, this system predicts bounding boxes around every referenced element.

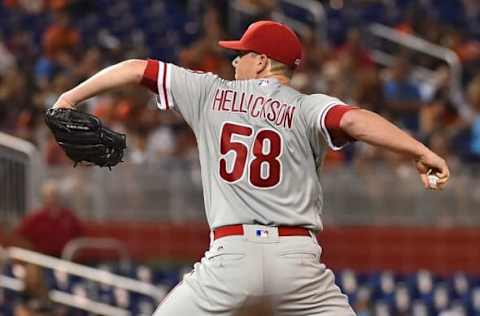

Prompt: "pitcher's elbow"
[122,59,148,83]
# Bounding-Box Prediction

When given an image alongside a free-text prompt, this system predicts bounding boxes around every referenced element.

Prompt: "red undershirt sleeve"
[324,105,359,148]
[140,59,159,94]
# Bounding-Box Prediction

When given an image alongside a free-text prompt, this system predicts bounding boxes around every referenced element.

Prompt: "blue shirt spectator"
[383,57,423,132]
[471,116,480,155]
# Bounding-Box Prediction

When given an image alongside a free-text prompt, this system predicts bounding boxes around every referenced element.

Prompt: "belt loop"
[209,231,214,247]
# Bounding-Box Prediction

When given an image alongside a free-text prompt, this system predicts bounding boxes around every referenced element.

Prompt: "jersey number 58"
[219,122,282,189]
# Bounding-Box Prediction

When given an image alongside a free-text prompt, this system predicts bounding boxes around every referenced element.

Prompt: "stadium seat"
[338,269,358,299]
[369,270,396,302]
[451,272,471,300]
[469,287,480,314]
[432,283,450,313]
[374,299,392,316]
[393,283,411,315]
[411,299,429,316]
[130,294,157,315]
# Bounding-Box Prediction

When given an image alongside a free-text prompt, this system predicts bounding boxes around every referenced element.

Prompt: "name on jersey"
[212,88,296,129]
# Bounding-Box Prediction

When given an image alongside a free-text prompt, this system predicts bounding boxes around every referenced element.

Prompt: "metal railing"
[369,49,436,82]
[49,290,131,316]
[0,132,41,223]
[62,237,131,268]
[45,160,480,227]
[272,0,327,42]
[0,274,130,316]
[8,247,165,301]
[229,0,327,42]
[368,23,471,120]
[0,247,166,315]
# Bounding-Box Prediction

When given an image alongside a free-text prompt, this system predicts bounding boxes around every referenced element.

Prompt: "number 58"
[219,122,283,189]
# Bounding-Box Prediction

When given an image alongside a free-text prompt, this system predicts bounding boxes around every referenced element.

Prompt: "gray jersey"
[154,62,346,231]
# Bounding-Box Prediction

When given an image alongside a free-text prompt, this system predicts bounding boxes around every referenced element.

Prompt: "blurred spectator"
[47,0,69,12]
[420,84,460,132]
[173,124,197,159]
[0,38,16,75]
[45,133,69,166]
[4,0,44,14]
[42,11,79,60]
[73,47,102,80]
[11,180,84,257]
[441,28,480,82]
[179,6,233,79]
[37,10,80,85]
[6,30,36,65]
[128,131,149,164]
[354,287,372,316]
[463,0,480,36]
[290,28,330,93]
[335,29,374,70]
[462,74,480,161]
[317,30,377,104]
[351,66,384,112]
[228,0,277,38]
[442,28,480,64]
[383,55,424,132]
[144,111,178,160]
[13,263,56,316]
[394,5,421,35]
[0,0,479,170]
[0,66,30,134]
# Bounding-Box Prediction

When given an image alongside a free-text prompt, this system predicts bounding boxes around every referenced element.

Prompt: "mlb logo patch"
[256,229,269,237]
[259,79,269,87]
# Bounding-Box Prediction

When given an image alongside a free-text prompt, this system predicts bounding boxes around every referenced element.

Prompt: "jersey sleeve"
[141,59,220,128]
[301,94,355,151]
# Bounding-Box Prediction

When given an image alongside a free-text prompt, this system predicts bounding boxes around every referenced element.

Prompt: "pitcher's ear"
[256,54,269,74]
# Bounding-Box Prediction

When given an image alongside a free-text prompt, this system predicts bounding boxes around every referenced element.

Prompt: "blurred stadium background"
[0,0,480,315]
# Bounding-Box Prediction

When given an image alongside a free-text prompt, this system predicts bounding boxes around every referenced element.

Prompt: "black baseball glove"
[45,108,126,169]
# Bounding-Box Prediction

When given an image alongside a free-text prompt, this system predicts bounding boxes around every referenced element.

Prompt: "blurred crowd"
[1,0,480,174]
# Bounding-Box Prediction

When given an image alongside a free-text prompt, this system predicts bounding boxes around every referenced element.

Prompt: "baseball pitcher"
[50,21,449,315]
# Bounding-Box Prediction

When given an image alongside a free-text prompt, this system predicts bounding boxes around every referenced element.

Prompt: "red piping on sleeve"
[140,59,159,94]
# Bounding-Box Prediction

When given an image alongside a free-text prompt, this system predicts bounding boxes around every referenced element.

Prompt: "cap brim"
[218,40,249,51]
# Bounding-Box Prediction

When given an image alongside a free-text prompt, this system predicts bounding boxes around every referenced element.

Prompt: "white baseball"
[428,174,439,189]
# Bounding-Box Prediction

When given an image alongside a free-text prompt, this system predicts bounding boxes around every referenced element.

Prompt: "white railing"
[7,247,165,301]
[368,23,471,120]
[370,50,436,81]
[1,247,166,315]
[62,237,131,268]
[0,275,130,316]
[230,0,327,42]
[0,275,24,292]
[0,132,41,221]
[49,290,130,316]
[272,0,327,42]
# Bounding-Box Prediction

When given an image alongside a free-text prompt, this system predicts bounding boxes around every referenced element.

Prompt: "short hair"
[269,58,293,78]
[249,52,293,78]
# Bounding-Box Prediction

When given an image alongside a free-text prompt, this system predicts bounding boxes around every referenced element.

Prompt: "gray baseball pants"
[153,224,356,316]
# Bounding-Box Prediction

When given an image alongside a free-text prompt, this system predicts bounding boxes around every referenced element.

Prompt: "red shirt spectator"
[43,11,80,59]
[13,180,84,257]
[335,29,374,69]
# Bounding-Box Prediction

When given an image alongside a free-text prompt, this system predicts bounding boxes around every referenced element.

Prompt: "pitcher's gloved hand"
[45,108,126,169]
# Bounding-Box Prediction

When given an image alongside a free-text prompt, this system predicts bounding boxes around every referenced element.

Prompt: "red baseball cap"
[218,20,303,69]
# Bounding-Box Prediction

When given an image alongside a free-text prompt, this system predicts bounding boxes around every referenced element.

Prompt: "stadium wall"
[72,222,480,275]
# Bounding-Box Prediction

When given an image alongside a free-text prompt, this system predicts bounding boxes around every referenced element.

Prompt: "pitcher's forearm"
[55,59,147,108]
[340,109,429,159]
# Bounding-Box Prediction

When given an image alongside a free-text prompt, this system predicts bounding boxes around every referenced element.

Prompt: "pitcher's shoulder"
[303,93,345,107]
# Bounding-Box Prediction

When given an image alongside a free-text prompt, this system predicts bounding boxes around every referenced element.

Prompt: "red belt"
[213,224,310,240]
